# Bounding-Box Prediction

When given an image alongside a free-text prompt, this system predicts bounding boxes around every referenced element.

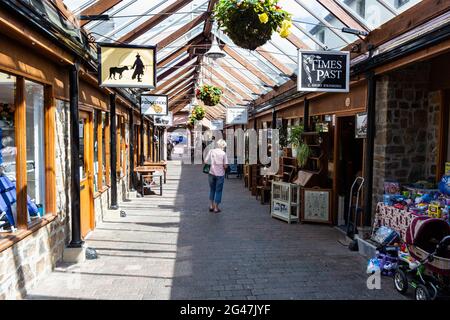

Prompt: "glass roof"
[62,0,424,118]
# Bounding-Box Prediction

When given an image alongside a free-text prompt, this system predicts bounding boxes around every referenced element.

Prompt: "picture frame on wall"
[301,188,332,224]
[355,112,367,138]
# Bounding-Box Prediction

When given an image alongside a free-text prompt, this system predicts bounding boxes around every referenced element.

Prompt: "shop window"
[79,117,86,180]
[93,110,99,193]
[0,73,50,233]
[102,112,108,187]
[0,72,17,230]
[25,80,45,219]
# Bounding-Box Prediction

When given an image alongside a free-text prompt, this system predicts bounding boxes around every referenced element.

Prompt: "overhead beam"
[161,75,195,96]
[217,60,263,95]
[153,65,195,92]
[223,45,277,86]
[158,34,204,68]
[255,48,294,75]
[286,33,310,50]
[158,56,195,81]
[316,0,369,34]
[209,67,253,100]
[204,0,218,37]
[157,12,209,50]
[80,0,123,27]
[118,0,193,43]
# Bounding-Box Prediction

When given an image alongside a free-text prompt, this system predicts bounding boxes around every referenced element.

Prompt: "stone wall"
[372,63,440,210]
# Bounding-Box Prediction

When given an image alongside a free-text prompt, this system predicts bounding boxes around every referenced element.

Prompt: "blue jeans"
[208,174,225,204]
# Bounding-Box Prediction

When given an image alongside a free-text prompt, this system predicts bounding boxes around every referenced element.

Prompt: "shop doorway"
[79,111,94,238]
[335,115,364,228]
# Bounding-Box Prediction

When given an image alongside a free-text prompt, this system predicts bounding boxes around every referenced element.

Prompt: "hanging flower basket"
[188,105,206,126]
[196,84,222,106]
[214,0,292,51]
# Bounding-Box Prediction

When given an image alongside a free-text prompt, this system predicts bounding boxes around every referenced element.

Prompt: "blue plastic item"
[439,175,450,195]
[0,175,39,227]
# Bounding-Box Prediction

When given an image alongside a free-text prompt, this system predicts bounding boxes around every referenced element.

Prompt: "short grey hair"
[216,139,227,150]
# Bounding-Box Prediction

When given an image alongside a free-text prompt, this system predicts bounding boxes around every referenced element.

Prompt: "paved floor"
[26,161,404,300]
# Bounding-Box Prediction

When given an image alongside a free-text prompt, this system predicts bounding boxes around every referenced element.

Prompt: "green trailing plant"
[297,143,311,168]
[287,125,304,149]
[279,124,288,149]
[188,105,206,126]
[288,125,312,168]
[214,0,292,50]
[196,84,222,106]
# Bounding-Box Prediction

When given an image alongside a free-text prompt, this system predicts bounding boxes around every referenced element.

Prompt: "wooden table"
[134,166,163,196]
[143,161,167,183]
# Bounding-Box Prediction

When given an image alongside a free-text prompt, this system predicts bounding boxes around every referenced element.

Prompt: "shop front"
[0,1,162,299]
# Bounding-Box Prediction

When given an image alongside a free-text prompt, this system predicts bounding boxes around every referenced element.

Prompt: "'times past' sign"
[298,51,350,93]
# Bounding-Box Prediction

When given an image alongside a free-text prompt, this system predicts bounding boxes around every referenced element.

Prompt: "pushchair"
[393,216,450,300]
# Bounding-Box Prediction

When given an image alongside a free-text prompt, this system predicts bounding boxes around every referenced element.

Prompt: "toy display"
[382,177,450,223]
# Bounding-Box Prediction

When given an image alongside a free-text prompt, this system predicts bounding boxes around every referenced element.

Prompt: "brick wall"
[372,63,440,211]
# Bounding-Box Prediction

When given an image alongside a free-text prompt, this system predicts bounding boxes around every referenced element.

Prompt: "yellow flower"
[258,12,269,24]
[279,19,292,38]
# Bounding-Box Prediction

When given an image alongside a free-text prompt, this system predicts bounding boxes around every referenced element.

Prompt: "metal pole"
[128,108,135,191]
[110,93,119,210]
[69,63,83,248]
[364,71,376,226]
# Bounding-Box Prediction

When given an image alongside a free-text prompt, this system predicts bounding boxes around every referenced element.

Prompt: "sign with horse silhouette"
[298,50,349,93]
[98,43,156,88]
[141,94,168,116]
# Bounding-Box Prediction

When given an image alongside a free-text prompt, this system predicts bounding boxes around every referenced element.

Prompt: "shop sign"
[226,107,248,125]
[141,94,168,116]
[98,43,156,88]
[210,120,224,130]
[154,112,173,127]
[298,50,349,93]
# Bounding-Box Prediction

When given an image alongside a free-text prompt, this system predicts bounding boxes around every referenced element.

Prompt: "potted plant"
[188,105,206,126]
[214,0,292,50]
[196,85,222,106]
[288,125,310,168]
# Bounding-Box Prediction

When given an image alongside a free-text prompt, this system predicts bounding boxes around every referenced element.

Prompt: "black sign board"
[298,50,349,93]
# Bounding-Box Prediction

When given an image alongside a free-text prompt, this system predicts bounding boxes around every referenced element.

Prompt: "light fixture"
[341,27,369,37]
[204,35,226,60]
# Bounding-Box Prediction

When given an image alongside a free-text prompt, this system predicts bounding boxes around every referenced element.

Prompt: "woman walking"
[205,139,228,213]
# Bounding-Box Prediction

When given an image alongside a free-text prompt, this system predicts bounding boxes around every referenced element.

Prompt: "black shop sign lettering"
[298,51,349,93]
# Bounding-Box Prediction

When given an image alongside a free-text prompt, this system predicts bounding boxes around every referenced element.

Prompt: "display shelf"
[271,181,300,224]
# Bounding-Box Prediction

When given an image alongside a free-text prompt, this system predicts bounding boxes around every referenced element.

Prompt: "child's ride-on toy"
[393,217,450,300]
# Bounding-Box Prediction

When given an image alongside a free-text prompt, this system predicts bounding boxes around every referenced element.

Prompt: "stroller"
[394,216,450,300]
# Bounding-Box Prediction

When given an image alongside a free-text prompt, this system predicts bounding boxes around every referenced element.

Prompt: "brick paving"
[25,161,404,300]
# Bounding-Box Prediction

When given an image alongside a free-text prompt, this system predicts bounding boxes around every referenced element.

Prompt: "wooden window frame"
[0,74,56,251]
[105,112,111,187]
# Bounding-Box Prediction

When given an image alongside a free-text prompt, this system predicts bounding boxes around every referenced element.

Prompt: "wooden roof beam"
[118,0,194,43]
[157,12,209,50]
[222,45,277,86]
[316,0,369,35]
[209,67,253,101]
[286,33,310,50]
[153,65,195,92]
[158,56,195,81]
[157,34,204,68]
[217,60,263,95]
[80,0,123,27]
[255,48,294,75]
